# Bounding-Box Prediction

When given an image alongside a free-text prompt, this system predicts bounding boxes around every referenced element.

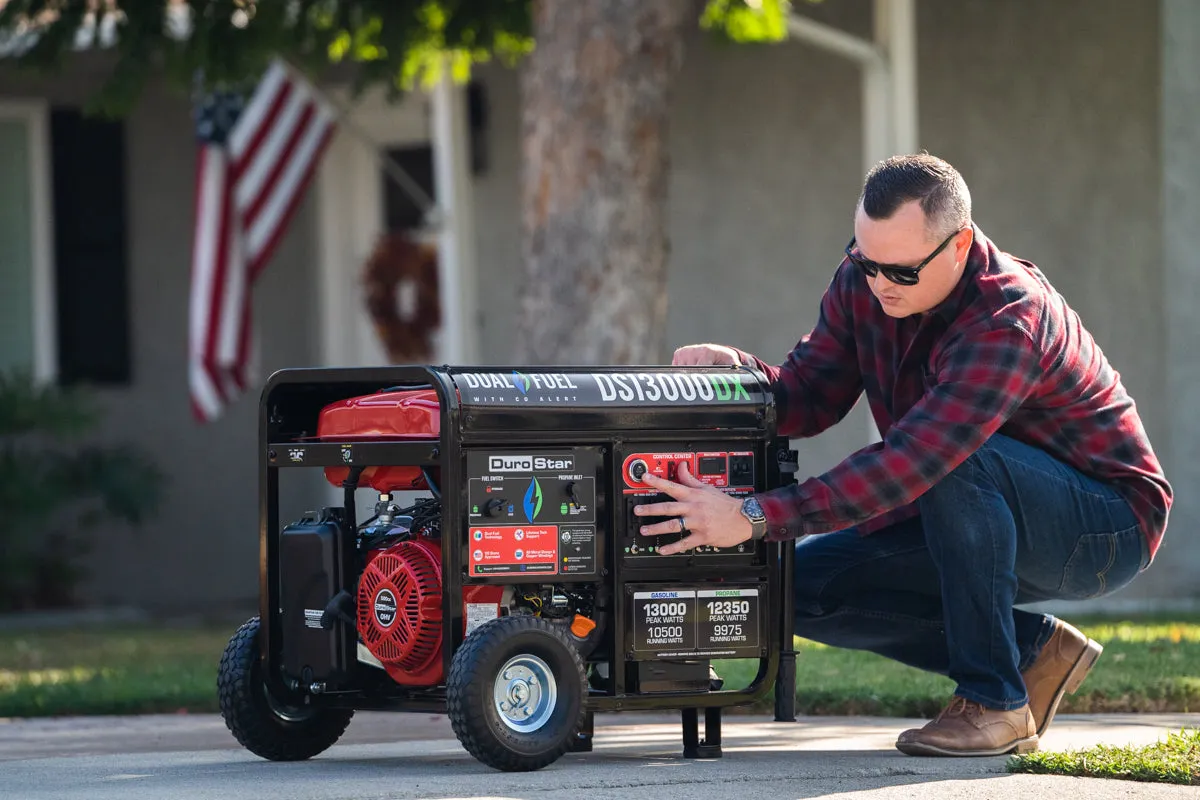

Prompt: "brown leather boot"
[895,696,1039,757]
[1022,619,1103,736]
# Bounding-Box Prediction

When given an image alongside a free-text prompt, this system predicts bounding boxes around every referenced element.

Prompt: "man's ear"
[955,226,974,263]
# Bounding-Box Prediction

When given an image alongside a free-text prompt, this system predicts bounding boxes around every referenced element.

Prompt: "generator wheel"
[217,616,354,761]
[446,616,587,771]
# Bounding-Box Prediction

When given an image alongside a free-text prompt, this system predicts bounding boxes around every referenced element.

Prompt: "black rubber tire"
[217,616,354,761]
[446,616,587,772]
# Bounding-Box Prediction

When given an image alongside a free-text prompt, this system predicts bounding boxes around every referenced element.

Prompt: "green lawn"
[0,626,230,717]
[0,617,1197,719]
[1009,727,1199,786]
[716,618,1200,718]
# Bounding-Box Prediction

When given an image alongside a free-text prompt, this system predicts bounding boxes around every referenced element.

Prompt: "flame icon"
[512,370,531,395]
[523,477,543,522]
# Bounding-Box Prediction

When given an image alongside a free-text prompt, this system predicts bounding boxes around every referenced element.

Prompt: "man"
[636,153,1172,757]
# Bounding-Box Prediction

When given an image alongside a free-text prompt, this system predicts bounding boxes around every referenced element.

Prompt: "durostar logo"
[489,454,575,472]
[523,478,544,522]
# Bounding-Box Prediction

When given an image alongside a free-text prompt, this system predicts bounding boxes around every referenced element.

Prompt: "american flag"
[188,59,336,422]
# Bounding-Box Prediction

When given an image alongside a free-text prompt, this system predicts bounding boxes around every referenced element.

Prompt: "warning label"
[558,526,596,575]
[470,525,558,575]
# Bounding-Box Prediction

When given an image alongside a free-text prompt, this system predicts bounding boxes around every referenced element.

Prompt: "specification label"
[698,588,759,649]
[630,586,761,658]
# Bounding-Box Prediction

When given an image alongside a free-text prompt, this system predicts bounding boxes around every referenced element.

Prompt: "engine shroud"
[357,538,503,686]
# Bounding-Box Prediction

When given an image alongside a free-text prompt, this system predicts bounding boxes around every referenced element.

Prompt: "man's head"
[847,153,975,317]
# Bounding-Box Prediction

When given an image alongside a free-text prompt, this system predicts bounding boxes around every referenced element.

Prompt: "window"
[381,144,435,233]
[50,107,131,385]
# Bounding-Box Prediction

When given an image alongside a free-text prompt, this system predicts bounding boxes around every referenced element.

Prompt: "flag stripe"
[246,108,334,272]
[197,146,236,404]
[226,61,288,159]
[229,78,292,181]
[214,206,247,370]
[188,147,228,422]
[235,118,336,382]
[235,85,307,212]
[188,147,222,361]
[242,103,315,237]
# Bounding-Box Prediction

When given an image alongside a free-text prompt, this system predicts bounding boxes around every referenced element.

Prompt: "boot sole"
[1036,638,1103,737]
[896,735,1040,758]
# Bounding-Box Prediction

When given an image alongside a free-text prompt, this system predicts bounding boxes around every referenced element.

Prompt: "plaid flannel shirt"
[739,226,1172,561]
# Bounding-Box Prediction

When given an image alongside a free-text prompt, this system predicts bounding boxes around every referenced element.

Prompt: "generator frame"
[256,364,798,758]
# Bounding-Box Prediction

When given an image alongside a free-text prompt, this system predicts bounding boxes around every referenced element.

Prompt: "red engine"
[357,538,504,686]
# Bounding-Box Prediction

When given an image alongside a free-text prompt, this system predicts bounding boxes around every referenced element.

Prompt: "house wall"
[0,58,325,614]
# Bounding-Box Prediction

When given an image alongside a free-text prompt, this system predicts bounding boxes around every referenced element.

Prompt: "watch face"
[743,497,766,522]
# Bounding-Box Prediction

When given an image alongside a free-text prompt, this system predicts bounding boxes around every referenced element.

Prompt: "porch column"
[1161,0,1200,582]
[787,0,919,445]
[430,64,481,364]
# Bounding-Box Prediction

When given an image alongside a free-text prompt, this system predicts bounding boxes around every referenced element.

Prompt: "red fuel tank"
[318,389,441,492]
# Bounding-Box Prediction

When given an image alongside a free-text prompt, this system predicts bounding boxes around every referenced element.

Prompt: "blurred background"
[0,0,1196,627]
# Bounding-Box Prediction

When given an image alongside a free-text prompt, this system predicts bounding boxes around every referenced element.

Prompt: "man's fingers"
[638,517,689,537]
[641,472,693,498]
[674,461,706,488]
[634,500,687,520]
[658,534,705,556]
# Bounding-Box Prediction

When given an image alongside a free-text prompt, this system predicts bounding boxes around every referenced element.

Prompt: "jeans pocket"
[1060,527,1145,600]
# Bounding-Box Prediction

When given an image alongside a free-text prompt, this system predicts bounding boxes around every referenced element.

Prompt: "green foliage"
[0,370,165,611]
[0,0,794,117]
[1009,728,1200,786]
[700,0,792,44]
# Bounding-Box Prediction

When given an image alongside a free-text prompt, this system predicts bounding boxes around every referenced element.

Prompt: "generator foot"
[570,709,594,753]
[681,707,722,758]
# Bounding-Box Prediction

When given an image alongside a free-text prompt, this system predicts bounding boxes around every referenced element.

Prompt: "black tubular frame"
[257,364,797,718]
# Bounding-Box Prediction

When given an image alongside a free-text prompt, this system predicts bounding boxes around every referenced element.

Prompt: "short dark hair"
[858,153,971,239]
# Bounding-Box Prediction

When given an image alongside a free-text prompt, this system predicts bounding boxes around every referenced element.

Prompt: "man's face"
[851,200,972,318]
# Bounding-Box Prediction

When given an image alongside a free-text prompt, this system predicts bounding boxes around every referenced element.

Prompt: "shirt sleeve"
[736,266,864,438]
[757,322,1042,540]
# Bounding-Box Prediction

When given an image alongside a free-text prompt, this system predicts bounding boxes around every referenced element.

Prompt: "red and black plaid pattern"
[739,226,1172,559]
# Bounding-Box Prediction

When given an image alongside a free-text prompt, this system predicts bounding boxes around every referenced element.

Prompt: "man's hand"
[635,462,753,555]
[672,343,744,366]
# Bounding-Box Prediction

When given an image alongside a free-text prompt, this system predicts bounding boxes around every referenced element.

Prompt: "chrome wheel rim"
[492,654,557,733]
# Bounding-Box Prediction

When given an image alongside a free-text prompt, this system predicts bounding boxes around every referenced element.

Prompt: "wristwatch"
[739,496,768,540]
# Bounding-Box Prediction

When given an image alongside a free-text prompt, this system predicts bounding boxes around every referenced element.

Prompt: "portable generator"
[218,364,797,772]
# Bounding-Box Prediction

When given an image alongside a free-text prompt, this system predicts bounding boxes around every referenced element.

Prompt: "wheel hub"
[493,654,558,732]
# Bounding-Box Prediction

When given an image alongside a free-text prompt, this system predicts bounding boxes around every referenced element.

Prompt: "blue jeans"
[793,434,1149,710]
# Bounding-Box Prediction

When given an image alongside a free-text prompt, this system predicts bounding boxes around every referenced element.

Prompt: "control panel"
[464,447,604,582]
[616,443,764,566]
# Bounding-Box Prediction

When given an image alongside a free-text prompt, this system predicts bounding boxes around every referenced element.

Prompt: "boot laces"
[937,696,985,721]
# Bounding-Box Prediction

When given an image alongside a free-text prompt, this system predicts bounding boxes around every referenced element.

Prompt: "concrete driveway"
[0,711,1194,799]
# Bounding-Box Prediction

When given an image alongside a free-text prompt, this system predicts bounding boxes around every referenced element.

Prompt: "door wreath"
[362,231,441,363]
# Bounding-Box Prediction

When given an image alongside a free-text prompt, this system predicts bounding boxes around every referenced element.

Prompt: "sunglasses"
[844,228,962,286]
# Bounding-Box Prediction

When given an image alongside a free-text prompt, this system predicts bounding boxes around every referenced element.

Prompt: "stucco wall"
[0,59,324,613]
